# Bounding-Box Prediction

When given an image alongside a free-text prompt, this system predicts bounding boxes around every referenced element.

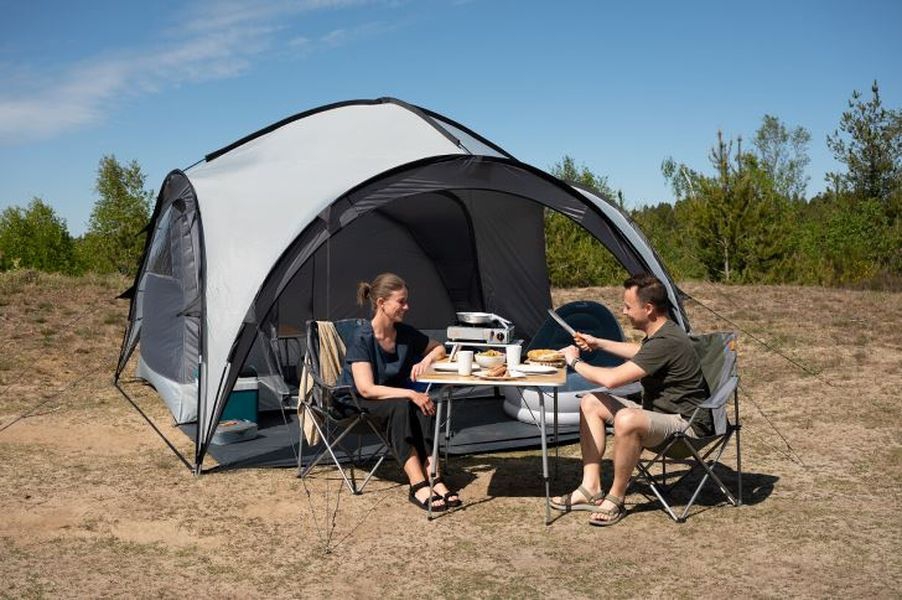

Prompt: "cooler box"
[211,419,258,445]
[221,377,259,423]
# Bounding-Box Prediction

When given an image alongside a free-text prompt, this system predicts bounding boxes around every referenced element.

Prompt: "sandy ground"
[1,272,900,599]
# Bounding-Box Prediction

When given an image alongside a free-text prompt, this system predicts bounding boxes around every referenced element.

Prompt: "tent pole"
[114,380,194,472]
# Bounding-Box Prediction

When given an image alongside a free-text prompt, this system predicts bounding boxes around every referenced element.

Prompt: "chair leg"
[299,416,367,495]
[661,455,667,488]
[678,440,738,521]
[297,410,306,476]
[635,462,681,522]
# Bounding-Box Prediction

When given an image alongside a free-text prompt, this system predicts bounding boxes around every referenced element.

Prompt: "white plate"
[509,363,558,374]
[432,362,481,372]
[477,372,526,380]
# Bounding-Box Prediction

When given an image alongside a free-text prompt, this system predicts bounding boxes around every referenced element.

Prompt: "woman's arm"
[410,339,446,382]
[350,361,416,400]
[350,361,435,415]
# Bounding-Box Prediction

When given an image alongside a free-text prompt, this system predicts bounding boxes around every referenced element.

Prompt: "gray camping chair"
[631,331,742,522]
[297,319,400,494]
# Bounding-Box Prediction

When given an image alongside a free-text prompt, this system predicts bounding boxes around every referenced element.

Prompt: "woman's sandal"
[432,477,462,508]
[409,480,447,512]
[550,485,604,512]
[588,494,626,527]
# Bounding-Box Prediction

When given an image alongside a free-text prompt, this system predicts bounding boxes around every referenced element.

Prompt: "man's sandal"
[409,481,447,512]
[589,494,626,526]
[550,485,604,512]
[432,477,462,508]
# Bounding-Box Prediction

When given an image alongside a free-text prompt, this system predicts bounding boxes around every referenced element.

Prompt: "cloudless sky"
[1,0,900,235]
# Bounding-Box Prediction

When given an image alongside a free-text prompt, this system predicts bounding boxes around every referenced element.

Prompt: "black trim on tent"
[117,285,135,300]
[202,97,515,164]
[381,97,463,149]
[193,185,210,472]
[205,99,382,162]
[419,107,515,159]
[569,182,690,330]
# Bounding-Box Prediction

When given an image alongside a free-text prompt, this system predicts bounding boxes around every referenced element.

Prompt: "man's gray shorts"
[599,394,696,448]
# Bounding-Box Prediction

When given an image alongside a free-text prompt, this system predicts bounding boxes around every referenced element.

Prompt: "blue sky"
[1,0,900,235]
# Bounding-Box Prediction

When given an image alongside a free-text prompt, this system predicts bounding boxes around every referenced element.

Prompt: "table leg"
[444,394,452,465]
[428,391,445,521]
[537,387,550,526]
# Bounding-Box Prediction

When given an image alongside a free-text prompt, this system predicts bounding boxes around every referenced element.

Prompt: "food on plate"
[486,364,507,378]
[527,349,563,362]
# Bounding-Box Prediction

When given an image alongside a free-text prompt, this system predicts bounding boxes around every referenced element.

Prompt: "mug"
[457,350,474,376]
[506,344,521,367]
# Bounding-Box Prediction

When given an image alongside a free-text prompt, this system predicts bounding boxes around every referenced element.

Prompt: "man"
[551,273,711,526]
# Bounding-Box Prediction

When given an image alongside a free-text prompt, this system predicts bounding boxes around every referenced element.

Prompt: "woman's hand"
[410,358,431,382]
[573,331,599,352]
[410,391,435,416]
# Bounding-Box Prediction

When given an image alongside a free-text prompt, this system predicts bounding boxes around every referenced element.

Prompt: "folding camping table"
[417,364,567,525]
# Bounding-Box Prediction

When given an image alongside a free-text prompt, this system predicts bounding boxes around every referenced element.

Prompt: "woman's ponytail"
[356,281,372,307]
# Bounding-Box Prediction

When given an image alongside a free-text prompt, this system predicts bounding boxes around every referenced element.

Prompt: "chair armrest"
[698,375,739,409]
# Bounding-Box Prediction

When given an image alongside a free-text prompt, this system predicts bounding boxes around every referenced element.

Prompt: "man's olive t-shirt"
[630,320,712,435]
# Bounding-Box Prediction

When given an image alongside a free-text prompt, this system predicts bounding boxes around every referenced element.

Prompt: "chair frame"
[297,319,400,495]
[631,332,743,522]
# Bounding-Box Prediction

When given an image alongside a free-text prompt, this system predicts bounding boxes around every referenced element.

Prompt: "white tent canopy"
[115,97,688,471]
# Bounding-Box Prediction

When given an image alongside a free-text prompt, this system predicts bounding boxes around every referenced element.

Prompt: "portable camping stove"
[446,312,515,343]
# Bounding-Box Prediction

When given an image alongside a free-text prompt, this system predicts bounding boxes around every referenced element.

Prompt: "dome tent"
[114,97,688,472]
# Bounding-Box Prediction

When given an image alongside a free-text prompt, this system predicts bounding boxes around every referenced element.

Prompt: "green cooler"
[221,377,259,423]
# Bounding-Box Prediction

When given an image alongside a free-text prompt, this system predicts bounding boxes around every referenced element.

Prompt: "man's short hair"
[623,273,670,312]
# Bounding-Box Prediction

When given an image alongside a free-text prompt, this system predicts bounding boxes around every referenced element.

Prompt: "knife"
[547,308,577,337]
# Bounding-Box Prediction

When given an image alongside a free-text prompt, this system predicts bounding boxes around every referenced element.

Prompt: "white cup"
[457,351,474,376]
[506,344,521,368]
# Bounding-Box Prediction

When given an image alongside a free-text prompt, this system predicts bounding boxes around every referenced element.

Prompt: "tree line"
[547,81,901,289]
[0,156,151,276]
[1,82,899,289]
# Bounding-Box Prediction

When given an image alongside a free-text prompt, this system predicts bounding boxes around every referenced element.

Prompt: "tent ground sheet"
[180,396,579,470]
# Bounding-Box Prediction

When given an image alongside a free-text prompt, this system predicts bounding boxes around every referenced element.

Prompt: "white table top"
[417,363,567,388]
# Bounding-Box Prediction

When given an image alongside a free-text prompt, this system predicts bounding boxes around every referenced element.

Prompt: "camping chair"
[631,331,742,522]
[297,319,400,494]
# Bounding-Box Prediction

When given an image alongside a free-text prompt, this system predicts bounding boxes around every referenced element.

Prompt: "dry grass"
[1,271,900,598]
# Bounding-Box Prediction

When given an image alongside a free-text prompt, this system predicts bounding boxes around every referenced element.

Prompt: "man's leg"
[591,407,651,522]
[552,393,620,506]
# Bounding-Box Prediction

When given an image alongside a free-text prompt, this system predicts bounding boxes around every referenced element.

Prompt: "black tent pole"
[114,380,194,472]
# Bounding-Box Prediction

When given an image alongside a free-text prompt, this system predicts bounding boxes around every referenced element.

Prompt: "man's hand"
[573,331,600,352]
[560,345,580,366]
[410,391,435,416]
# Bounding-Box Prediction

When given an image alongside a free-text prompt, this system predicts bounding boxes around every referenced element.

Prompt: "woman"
[339,273,462,512]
